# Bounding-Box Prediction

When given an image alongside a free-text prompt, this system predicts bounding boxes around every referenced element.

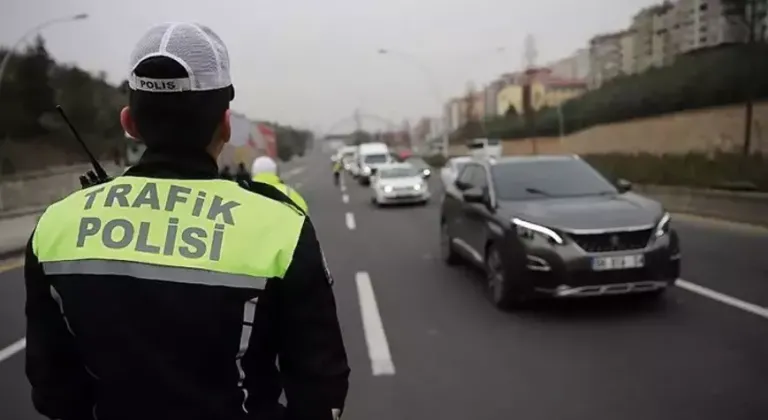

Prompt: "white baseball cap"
[251,156,278,176]
[127,22,233,96]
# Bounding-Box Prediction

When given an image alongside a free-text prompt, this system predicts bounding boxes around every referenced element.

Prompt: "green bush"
[422,154,448,168]
[460,44,768,141]
[584,151,768,191]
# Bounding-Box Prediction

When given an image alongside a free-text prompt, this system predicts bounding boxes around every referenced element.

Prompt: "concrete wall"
[633,184,768,227]
[449,101,768,156]
[0,163,122,215]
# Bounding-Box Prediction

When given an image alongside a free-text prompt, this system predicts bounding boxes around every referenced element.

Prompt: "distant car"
[404,156,432,178]
[370,163,430,206]
[439,155,680,310]
[440,156,471,189]
[357,143,391,185]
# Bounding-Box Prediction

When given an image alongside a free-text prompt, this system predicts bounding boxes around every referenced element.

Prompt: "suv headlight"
[414,183,422,191]
[363,166,371,175]
[655,212,671,237]
[383,185,393,193]
[512,218,564,245]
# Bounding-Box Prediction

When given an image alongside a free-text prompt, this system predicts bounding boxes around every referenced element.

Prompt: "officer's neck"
[136,147,220,179]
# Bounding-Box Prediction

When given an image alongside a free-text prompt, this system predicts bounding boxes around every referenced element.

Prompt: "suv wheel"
[440,222,460,265]
[485,244,526,310]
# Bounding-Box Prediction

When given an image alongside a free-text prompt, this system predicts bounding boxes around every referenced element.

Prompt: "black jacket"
[24,150,350,420]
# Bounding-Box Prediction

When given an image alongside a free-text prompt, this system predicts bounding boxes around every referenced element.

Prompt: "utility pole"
[742,0,760,156]
[353,108,362,145]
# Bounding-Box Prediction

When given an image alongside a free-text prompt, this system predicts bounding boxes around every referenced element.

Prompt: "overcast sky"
[2,0,658,132]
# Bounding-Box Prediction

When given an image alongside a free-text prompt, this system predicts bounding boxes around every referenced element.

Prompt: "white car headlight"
[383,185,393,193]
[655,212,671,237]
[414,184,422,191]
[512,218,564,245]
[423,169,431,176]
[363,166,371,175]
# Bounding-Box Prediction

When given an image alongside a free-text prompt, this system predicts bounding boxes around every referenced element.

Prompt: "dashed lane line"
[677,278,768,320]
[0,257,23,274]
[0,338,25,364]
[355,272,395,376]
[342,194,349,204]
[345,212,356,230]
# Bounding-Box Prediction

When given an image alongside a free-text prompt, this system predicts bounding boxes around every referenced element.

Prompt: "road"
[2,150,768,419]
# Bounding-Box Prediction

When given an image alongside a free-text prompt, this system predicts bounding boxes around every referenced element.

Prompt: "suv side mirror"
[462,187,485,203]
[616,178,632,192]
[455,179,469,190]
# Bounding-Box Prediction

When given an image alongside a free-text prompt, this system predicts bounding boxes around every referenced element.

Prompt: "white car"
[440,156,471,188]
[370,163,430,206]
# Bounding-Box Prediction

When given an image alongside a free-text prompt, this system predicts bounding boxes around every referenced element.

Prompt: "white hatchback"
[370,163,429,206]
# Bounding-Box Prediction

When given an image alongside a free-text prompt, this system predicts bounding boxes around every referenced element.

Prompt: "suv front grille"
[568,229,652,253]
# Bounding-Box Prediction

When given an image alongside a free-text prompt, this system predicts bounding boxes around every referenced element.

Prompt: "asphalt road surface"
[2,150,768,420]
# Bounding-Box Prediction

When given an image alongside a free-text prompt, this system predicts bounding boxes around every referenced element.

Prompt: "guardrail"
[0,163,122,215]
[634,184,768,227]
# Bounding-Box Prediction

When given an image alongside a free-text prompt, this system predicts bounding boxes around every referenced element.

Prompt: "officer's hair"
[128,56,234,151]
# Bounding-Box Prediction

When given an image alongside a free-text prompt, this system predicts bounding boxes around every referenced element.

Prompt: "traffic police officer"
[251,156,309,213]
[25,22,349,420]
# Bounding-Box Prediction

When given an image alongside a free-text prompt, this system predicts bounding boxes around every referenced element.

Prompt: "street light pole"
[0,13,88,98]
[377,49,451,157]
[0,13,87,177]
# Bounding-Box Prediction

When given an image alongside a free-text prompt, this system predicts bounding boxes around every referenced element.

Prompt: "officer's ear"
[217,109,231,145]
[120,106,141,140]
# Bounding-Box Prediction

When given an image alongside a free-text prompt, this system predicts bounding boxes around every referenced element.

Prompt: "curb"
[0,205,47,220]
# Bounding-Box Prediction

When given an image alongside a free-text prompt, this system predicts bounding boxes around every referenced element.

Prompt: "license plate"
[591,254,645,271]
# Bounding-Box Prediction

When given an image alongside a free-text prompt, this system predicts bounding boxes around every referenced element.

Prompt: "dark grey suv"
[439,155,681,310]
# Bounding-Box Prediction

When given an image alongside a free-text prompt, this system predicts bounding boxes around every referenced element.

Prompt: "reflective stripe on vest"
[32,177,306,284]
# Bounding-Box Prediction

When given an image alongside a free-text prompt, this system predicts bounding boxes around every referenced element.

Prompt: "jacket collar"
[125,147,219,179]
[252,172,283,185]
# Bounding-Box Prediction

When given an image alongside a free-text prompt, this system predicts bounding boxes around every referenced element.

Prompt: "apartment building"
[548,48,591,80]
[483,78,508,117]
[670,0,749,55]
[588,30,634,88]
[631,2,675,72]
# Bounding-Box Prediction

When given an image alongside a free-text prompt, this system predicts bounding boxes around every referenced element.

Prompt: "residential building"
[496,68,587,117]
[588,30,634,88]
[468,91,485,121]
[669,0,749,55]
[631,2,674,72]
[444,98,464,132]
[547,48,591,80]
[483,78,508,117]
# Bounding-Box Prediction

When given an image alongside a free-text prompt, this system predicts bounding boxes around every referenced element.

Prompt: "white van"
[467,138,502,159]
[356,142,391,185]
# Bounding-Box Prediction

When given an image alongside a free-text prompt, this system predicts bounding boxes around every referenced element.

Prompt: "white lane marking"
[0,258,23,274]
[283,167,305,179]
[355,272,395,376]
[0,337,26,364]
[342,194,349,204]
[340,184,346,192]
[345,212,356,230]
[677,279,768,320]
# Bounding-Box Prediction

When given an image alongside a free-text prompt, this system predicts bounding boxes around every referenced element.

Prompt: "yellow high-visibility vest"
[33,177,305,284]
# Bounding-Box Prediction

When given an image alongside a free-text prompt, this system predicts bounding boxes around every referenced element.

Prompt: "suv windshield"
[364,154,388,164]
[379,166,421,178]
[491,159,618,200]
